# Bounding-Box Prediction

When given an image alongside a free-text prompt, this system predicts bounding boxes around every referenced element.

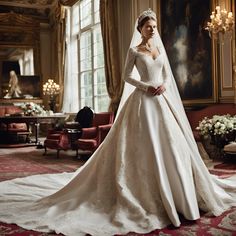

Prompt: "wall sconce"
[43,79,60,112]
[205,5,234,43]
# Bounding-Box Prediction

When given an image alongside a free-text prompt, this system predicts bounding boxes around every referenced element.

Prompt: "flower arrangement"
[197,114,236,137]
[20,102,46,116]
[196,114,236,148]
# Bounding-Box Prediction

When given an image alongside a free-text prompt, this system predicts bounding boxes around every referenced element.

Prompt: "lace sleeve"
[123,48,149,92]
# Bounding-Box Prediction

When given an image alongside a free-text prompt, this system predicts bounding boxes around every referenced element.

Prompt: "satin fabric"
[0,48,235,236]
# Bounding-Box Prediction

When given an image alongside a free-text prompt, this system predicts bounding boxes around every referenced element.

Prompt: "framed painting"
[1,75,41,99]
[160,0,217,105]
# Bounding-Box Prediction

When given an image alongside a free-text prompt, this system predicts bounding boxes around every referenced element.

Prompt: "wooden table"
[0,114,68,147]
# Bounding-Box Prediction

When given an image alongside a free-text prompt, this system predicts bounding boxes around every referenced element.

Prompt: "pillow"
[224,142,236,153]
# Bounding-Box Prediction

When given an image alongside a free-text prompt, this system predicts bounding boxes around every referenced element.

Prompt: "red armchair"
[75,112,114,158]
[43,129,70,158]
[43,106,94,158]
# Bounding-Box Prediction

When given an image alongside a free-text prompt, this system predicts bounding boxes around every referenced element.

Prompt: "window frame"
[73,0,109,112]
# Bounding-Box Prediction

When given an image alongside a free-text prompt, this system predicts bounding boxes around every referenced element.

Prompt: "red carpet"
[214,163,236,170]
[0,147,236,235]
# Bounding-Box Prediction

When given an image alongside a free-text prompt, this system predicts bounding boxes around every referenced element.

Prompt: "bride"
[0,9,235,236]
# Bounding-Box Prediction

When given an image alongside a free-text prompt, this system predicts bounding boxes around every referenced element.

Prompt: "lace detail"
[0,47,236,236]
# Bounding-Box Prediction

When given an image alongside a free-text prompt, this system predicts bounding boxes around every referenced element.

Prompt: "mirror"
[0,12,42,100]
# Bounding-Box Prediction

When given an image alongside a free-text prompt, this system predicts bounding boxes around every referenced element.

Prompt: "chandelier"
[43,79,60,112]
[43,79,60,97]
[205,5,234,42]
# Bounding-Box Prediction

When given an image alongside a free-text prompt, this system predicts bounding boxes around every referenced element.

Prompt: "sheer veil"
[116,11,188,125]
[116,9,195,145]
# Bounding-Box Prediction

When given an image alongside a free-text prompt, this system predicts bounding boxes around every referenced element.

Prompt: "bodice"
[133,47,165,86]
[123,47,170,92]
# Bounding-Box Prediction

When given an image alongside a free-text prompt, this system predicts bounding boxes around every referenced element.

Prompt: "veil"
[116,13,187,121]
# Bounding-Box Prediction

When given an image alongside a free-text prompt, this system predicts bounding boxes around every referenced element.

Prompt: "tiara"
[138,8,157,23]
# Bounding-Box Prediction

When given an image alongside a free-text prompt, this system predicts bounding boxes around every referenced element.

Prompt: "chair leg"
[57,149,60,158]
[43,147,47,156]
[75,149,79,158]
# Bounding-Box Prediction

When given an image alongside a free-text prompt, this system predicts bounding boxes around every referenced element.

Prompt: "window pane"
[80,0,92,29]
[94,96,109,112]
[81,72,92,87]
[94,0,100,23]
[72,4,79,35]
[81,98,93,108]
[80,32,92,71]
[93,27,104,68]
[94,68,107,95]
[81,86,93,97]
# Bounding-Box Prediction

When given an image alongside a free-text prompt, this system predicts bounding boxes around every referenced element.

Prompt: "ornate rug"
[0,147,84,182]
[0,147,236,235]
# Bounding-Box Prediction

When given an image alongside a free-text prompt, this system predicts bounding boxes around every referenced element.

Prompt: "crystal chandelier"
[43,79,60,97]
[43,79,60,112]
[205,5,234,42]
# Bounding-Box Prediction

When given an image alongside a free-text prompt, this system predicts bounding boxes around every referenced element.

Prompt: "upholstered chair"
[43,130,70,158]
[43,106,94,158]
[75,112,114,158]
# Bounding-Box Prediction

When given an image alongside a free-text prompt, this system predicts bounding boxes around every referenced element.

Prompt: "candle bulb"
[205,5,234,42]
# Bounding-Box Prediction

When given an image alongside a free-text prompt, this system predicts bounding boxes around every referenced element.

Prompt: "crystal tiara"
[138,8,157,23]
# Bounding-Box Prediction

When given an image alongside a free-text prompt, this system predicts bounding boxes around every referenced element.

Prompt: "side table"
[66,129,81,150]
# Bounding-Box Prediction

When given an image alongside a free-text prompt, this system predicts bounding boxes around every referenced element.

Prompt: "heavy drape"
[100,0,123,113]
[54,4,67,111]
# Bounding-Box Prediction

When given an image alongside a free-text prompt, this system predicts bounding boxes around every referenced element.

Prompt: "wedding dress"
[0,11,236,236]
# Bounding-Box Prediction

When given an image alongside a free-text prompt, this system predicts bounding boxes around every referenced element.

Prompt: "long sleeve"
[162,56,171,88]
[123,48,149,92]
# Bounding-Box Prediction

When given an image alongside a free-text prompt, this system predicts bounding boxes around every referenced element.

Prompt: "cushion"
[224,142,236,153]
[77,139,97,150]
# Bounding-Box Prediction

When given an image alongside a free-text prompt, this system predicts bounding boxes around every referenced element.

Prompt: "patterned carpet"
[0,147,236,235]
[0,146,84,182]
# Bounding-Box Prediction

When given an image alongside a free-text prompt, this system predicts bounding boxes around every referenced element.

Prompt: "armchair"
[43,106,94,158]
[75,112,114,158]
[43,129,70,158]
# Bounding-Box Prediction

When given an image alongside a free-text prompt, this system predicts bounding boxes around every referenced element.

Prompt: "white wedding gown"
[0,47,236,236]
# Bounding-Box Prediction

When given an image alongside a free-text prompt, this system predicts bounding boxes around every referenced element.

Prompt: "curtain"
[61,7,79,113]
[52,3,67,112]
[60,0,79,6]
[100,0,123,113]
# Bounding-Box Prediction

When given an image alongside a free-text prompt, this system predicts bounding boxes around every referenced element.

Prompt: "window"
[71,0,109,112]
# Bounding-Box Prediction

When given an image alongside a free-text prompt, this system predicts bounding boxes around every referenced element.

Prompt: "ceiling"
[0,0,58,23]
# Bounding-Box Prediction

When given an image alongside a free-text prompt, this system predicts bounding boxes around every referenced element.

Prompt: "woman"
[0,9,235,236]
[4,70,22,98]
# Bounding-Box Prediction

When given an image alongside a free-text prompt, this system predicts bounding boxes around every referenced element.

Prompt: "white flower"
[20,102,45,116]
[196,114,236,138]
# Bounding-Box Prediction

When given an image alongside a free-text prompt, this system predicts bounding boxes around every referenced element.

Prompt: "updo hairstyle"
[137,16,156,33]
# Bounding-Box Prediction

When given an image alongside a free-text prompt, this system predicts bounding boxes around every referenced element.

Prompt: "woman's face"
[140,19,157,40]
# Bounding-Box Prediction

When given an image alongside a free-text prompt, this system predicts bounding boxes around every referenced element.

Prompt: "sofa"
[0,106,29,144]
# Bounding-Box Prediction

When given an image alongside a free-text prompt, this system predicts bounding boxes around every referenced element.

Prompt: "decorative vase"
[49,97,56,112]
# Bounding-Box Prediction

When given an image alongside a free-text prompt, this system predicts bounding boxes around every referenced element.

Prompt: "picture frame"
[160,0,217,106]
[1,73,41,99]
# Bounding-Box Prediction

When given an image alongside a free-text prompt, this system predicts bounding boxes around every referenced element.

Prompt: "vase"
[211,131,236,149]
[49,97,56,112]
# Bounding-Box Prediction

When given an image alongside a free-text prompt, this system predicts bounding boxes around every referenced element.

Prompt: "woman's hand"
[155,84,166,95]
[147,85,166,96]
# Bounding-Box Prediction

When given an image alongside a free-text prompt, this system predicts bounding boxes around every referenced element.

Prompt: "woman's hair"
[137,16,156,33]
